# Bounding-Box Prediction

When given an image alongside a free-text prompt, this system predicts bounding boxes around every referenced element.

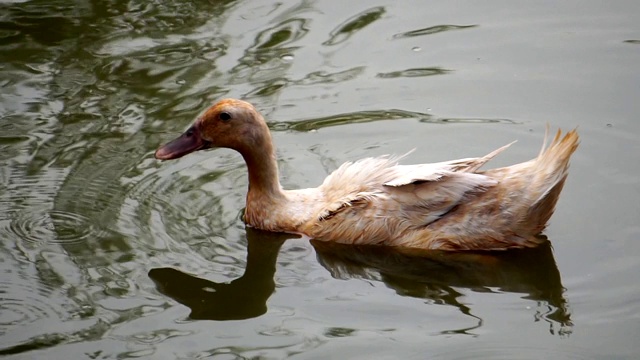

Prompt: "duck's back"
[300,154,503,248]
[300,129,579,250]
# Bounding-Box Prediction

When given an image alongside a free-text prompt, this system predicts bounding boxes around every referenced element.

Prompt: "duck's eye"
[219,112,232,122]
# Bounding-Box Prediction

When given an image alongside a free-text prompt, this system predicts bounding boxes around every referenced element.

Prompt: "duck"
[155,99,579,250]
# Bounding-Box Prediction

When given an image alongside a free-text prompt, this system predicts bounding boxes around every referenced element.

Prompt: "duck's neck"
[243,149,284,199]
[240,132,286,230]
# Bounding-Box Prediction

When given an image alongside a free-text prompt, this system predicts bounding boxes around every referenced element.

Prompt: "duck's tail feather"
[525,127,579,232]
[467,140,517,172]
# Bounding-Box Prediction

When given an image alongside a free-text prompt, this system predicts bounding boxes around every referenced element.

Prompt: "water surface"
[1,0,639,359]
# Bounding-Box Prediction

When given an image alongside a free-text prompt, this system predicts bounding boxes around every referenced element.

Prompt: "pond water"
[1,0,639,359]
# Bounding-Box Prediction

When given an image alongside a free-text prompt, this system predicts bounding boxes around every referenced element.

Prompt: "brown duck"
[155,99,579,250]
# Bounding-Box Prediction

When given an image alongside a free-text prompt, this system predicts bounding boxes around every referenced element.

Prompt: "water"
[1,0,639,358]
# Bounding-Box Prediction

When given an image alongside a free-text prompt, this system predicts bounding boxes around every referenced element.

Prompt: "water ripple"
[6,210,96,246]
[323,7,386,46]
[270,109,517,131]
[0,279,65,330]
[245,66,367,99]
[393,24,477,39]
[129,329,194,345]
[121,165,233,254]
[254,18,309,50]
[272,109,424,131]
[376,67,450,79]
[0,267,91,356]
[430,344,594,359]
[425,117,518,124]
[296,66,366,85]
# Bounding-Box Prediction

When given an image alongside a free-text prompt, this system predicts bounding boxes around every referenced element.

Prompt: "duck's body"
[155,99,579,250]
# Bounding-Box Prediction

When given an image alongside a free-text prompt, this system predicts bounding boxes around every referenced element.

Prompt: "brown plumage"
[155,99,579,250]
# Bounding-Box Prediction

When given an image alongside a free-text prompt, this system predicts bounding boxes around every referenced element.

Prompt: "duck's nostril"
[155,125,206,160]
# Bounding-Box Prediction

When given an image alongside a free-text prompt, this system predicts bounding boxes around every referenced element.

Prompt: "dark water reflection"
[314,237,571,336]
[149,229,291,321]
[323,6,385,46]
[392,24,477,39]
[270,109,517,132]
[150,228,570,336]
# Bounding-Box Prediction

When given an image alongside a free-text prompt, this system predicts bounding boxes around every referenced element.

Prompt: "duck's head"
[155,98,270,160]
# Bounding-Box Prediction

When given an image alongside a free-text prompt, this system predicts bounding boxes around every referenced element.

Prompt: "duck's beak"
[155,125,212,160]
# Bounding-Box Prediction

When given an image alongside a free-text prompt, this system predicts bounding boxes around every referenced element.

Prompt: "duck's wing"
[383,141,514,187]
[315,143,512,227]
[425,141,516,174]
[382,164,499,227]
[380,142,515,226]
[316,156,400,221]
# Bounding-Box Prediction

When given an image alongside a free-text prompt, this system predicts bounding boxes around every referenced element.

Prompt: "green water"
[1,0,639,358]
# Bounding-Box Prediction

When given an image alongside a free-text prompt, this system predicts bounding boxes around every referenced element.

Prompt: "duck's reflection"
[150,230,571,333]
[149,228,290,320]
[312,236,572,335]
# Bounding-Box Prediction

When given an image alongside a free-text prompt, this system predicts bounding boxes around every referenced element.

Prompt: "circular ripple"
[122,161,251,267]
[7,210,96,245]
[0,266,85,353]
[127,166,230,231]
[0,275,66,330]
